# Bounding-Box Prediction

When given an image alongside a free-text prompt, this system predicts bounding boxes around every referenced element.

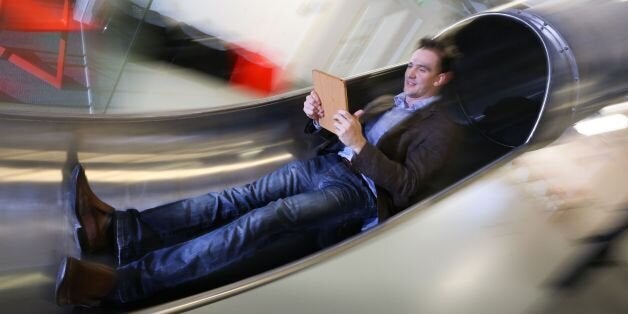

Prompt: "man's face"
[403,48,443,102]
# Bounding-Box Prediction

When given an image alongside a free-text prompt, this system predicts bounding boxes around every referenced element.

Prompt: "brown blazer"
[306,95,459,221]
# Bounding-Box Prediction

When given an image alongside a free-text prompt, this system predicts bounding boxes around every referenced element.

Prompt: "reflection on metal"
[0,272,52,292]
[0,153,293,183]
[601,101,628,115]
[489,0,532,11]
[151,0,627,313]
[0,0,627,313]
[574,114,628,136]
[0,85,311,312]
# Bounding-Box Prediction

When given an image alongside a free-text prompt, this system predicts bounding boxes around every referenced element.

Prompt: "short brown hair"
[417,37,456,73]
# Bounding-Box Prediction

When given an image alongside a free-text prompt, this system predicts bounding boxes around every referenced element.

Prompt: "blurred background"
[0,0,526,114]
[1,1,626,313]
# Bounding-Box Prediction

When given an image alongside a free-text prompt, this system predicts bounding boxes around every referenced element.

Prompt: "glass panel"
[0,0,517,115]
[86,0,152,113]
[0,0,149,113]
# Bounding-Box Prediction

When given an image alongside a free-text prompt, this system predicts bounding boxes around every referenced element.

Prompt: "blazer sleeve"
[351,111,456,213]
[304,119,336,139]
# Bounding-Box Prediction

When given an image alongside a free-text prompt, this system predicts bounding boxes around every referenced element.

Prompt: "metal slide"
[1,1,627,313]
[0,63,416,313]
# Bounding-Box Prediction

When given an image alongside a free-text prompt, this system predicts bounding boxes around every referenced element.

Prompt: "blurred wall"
[146,0,476,82]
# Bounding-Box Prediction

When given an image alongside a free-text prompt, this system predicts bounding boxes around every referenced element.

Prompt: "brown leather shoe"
[72,164,114,253]
[55,257,117,307]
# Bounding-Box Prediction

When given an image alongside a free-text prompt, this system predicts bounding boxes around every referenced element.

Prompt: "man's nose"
[406,68,416,78]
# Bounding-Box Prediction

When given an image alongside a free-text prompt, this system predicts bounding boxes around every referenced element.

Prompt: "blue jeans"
[108,154,376,303]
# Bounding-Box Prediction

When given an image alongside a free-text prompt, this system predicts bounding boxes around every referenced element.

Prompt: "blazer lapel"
[359,95,395,124]
[375,104,437,147]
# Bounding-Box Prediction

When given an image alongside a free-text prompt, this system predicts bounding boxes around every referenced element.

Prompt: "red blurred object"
[229,45,285,95]
[0,0,91,31]
[6,35,67,89]
[0,0,81,89]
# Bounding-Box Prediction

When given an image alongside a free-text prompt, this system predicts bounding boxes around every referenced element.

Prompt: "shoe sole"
[54,257,71,306]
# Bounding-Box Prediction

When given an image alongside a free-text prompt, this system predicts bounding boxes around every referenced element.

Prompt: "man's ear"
[435,72,453,86]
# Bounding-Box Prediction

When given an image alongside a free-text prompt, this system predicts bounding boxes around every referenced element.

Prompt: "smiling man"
[55,37,460,307]
[404,44,451,103]
[304,37,458,222]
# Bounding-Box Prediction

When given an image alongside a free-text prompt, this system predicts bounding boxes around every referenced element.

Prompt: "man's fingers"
[307,92,321,107]
[334,110,352,121]
[341,110,359,120]
[334,111,360,127]
[311,90,321,103]
[333,120,346,133]
[333,111,348,124]
[304,92,325,120]
[333,113,347,123]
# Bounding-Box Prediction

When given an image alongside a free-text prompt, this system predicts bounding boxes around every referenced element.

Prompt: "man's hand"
[333,110,367,154]
[303,91,324,121]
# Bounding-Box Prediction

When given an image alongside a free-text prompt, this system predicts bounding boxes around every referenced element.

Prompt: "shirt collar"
[393,92,440,112]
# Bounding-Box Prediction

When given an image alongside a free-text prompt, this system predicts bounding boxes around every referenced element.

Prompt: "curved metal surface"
[526,0,628,116]
[0,65,407,313]
[155,0,627,312]
[438,9,580,147]
[437,0,628,146]
[182,124,628,314]
[515,0,628,143]
[0,1,627,313]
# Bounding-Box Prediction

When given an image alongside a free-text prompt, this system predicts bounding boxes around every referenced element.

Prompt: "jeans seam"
[115,212,128,267]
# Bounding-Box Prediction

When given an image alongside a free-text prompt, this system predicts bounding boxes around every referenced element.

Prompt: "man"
[55,37,459,307]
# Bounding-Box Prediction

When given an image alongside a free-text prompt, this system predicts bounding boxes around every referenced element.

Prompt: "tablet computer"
[312,69,349,134]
